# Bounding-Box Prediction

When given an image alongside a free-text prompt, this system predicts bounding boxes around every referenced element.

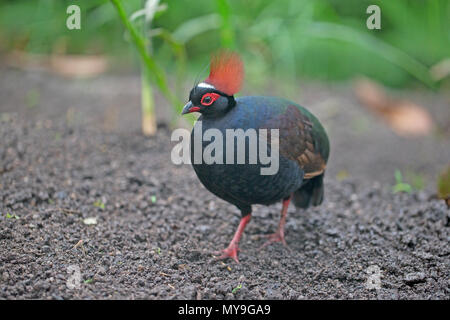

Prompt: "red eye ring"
[201,93,220,106]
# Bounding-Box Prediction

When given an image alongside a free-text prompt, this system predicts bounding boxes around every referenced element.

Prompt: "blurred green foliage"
[0,0,448,89]
[437,166,450,201]
[392,169,412,194]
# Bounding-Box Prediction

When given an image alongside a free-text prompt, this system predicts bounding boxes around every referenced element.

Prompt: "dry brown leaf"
[2,51,108,78]
[381,101,434,136]
[50,54,108,78]
[354,78,433,136]
[3,50,49,71]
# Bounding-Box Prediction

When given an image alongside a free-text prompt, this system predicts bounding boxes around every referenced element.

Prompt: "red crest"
[205,51,244,96]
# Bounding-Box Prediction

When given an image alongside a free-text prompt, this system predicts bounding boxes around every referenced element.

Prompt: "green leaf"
[304,22,436,88]
[232,284,242,294]
[406,172,425,191]
[216,0,235,49]
[93,200,105,210]
[172,14,220,44]
[6,213,19,219]
[394,169,403,183]
[392,182,412,194]
[392,170,412,194]
[437,166,450,200]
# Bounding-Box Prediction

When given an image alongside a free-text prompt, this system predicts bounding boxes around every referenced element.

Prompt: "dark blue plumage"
[191,96,327,214]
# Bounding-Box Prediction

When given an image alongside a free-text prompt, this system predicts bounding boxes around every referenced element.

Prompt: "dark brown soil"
[0,67,449,299]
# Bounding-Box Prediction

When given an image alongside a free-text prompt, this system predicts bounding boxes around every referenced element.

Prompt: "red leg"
[215,214,251,263]
[260,196,291,249]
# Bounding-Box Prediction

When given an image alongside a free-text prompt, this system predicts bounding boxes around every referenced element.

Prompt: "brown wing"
[262,105,326,179]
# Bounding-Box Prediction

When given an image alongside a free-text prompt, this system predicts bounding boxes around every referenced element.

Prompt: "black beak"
[181,101,193,115]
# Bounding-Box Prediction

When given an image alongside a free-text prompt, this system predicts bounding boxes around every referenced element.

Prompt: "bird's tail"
[292,174,324,209]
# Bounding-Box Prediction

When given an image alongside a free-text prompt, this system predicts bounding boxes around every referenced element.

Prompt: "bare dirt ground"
[0,67,449,299]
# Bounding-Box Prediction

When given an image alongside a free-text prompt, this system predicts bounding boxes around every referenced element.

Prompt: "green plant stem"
[110,0,183,113]
[141,67,156,135]
[216,0,235,49]
[152,28,187,100]
[139,0,156,136]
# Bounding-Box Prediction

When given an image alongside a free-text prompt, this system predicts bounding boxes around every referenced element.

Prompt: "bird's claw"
[214,245,240,263]
[259,232,290,251]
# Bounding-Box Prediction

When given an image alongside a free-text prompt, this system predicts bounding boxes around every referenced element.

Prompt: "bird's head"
[182,51,244,118]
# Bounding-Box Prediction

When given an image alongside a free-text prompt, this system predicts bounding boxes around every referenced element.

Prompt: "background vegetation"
[1,0,448,91]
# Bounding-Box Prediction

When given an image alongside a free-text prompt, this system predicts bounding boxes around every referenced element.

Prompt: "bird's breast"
[189,113,304,205]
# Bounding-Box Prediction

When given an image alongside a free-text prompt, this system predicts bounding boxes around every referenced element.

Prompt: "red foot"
[259,231,289,250]
[259,196,292,250]
[214,244,240,263]
[214,215,251,263]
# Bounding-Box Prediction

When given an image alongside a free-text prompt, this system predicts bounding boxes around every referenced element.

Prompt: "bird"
[182,51,330,263]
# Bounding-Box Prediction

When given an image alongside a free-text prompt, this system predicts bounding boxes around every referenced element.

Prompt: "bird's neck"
[203,95,237,120]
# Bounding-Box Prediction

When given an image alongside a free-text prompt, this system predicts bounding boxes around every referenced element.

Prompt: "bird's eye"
[203,96,212,104]
[201,93,220,106]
